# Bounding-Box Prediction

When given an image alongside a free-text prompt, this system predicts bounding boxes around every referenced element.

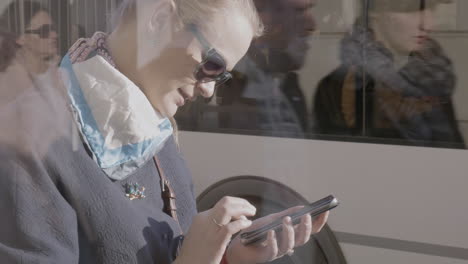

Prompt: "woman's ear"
[136,0,177,67]
[148,0,176,33]
[147,0,177,49]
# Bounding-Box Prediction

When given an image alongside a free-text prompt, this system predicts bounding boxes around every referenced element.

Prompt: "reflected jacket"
[313,27,465,148]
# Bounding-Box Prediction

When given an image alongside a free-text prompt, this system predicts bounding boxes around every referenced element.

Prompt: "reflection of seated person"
[0,1,60,104]
[0,1,68,157]
[313,0,465,148]
[177,0,316,138]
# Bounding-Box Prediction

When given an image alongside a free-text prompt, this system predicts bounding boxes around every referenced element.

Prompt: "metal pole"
[19,0,24,34]
[361,0,369,136]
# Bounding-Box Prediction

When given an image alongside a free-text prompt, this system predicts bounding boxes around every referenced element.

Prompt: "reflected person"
[177,0,316,138]
[0,1,66,157]
[313,0,465,148]
[0,0,59,103]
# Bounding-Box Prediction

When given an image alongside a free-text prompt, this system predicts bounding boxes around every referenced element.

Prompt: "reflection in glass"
[313,0,465,148]
[175,0,467,149]
[176,0,316,138]
[0,1,58,74]
[0,0,69,157]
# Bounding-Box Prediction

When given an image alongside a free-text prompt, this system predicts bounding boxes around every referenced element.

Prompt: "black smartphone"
[240,195,339,246]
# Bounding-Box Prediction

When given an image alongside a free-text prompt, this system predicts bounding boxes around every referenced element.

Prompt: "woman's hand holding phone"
[240,195,338,247]
[226,206,330,264]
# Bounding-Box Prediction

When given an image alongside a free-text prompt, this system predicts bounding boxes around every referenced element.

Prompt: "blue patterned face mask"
[61,54,173,180]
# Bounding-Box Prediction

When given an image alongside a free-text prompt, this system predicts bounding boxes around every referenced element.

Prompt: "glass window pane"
[175,0,468,150]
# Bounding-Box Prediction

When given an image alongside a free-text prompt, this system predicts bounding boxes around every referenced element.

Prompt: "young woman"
[0,0,329,263]
[313,0,465,148]
[0,1,66,158]
[0,0,58,72]
[0,1,59,102]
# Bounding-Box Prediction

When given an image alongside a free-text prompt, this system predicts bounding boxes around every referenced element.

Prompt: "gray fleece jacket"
[0,47,197,264]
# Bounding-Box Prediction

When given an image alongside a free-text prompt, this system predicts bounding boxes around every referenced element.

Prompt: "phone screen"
[240,195,339,246]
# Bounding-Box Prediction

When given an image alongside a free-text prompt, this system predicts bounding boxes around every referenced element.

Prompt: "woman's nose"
[195,81,216,98]
[420,9,435,32]
[303,11,317,35]
[49,30,58,40]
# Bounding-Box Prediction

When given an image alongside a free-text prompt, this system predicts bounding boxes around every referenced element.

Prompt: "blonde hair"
[112,0,263,37]
[173,0,263,37]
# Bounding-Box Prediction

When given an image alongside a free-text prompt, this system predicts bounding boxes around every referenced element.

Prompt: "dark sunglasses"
[187,24,232,85]
[24,24,57,38]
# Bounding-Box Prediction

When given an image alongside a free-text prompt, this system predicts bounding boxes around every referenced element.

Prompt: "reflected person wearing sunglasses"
[24,24,57,39]
[16,9,59,69]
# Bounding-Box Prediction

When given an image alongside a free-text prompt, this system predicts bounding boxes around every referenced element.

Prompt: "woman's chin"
[158,103,178,118]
